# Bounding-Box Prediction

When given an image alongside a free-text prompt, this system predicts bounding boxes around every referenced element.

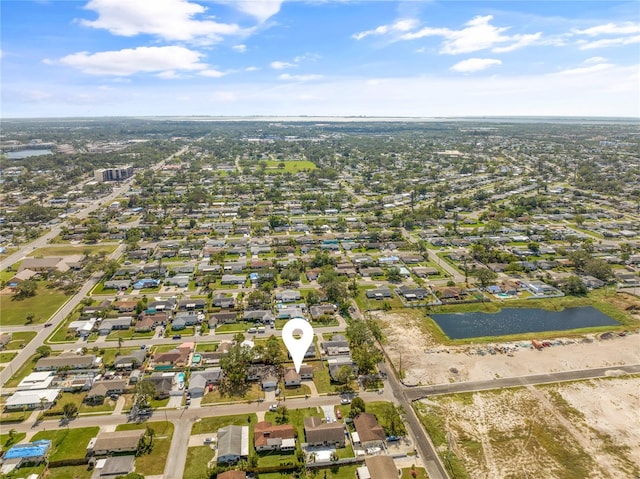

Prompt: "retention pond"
[430,306,620,340]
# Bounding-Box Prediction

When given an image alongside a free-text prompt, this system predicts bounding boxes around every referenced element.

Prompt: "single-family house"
[303,416,345,447]
[213,294,235,309]
[254,421,296,452]
[283,368,301,388]
[88,430,144,456]
[357,456,400,479]
[365,288,393,300]
[35,354,97,372]
[353,413,386,448]
[85,380,127,404]
[5,389,60,410]
[217,425,249,464]
[113,349,146,370]
[275,290,301,302]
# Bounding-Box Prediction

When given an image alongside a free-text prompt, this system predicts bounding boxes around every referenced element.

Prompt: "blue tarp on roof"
[4,440,51,460]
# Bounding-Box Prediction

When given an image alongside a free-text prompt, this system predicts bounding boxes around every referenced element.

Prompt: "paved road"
[379,361,449,479]
[404,364,640,400]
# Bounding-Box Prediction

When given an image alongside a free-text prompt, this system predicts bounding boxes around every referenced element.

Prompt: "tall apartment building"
[94,166,133,182]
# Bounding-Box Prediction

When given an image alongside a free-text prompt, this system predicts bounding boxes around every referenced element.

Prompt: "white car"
[203,437,214,444]
[340,398,351,405]
[269,404,278,412]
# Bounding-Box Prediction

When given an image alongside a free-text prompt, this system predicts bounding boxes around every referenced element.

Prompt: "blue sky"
[2,0,639,117]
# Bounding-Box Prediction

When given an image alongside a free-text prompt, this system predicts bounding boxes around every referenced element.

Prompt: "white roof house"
[17,372,55,391]
[6,389,60,410]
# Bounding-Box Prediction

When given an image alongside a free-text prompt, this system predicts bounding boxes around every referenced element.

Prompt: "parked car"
[203,437,214,444]
[172,334,182,340]
[269,404,278,412]
[340,398,351,405]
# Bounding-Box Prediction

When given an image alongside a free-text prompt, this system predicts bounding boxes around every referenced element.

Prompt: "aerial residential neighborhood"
[0,117,638,479]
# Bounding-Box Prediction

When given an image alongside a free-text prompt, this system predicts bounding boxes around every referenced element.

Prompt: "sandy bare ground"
[415,378,640,479]
[375,310,640,386]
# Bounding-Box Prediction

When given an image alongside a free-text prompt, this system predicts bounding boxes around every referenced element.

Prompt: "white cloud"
[578,34,640,50]
[450,58,502,73]
[233,44,247,53]
[270,60,295,70]
[226,0,284,23]
[554,57,613,76]
[492,32,542,53]
[80,0,243,43]
[200,69,226,78]
[573,22,640,36]
[358,15,542,55]
[245,66,260,72]
[352,18,419,40]
[279,73,323,81]
[56,46,207,76]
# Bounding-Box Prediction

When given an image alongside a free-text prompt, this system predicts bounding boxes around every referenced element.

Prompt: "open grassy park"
[262,159,316,173]
[0,283,70,325]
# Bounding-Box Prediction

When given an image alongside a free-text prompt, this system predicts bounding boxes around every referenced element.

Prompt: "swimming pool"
[177,372,185,384]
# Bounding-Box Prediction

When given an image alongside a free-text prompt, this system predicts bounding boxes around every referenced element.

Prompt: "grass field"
[116,421,174,476]
[46,464,93,479]
[0,431,26,451]
[262,159,316,173]
[201,384,264,405]
[43,392,116,417]
[191,413,257,435]
[0,283,70,325]
[0,352,17,363]
[5,331,37,350]
[32,426,99,462]
[28,244,118,257]
[183,446,216,479]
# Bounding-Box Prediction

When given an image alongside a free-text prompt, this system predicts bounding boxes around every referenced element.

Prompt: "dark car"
[172,334,182,340]
[44,323,52,327]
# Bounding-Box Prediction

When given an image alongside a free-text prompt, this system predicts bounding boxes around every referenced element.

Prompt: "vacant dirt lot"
[375,310,640,386]
[415,378,640,479]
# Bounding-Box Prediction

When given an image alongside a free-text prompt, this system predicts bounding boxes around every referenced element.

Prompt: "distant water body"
[430,306,619,340]
[5,149,53,159]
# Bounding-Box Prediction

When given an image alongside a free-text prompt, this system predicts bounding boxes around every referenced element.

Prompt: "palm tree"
[118,337,124,354]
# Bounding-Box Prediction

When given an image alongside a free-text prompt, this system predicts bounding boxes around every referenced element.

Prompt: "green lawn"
[5,331,37,350]
[29,244,117,257]
[0,431,26,451]
[312,361,340,394]
[107,328,155,341]
[195,342,219,352]
[0,283,70,325]
[262,159,317,173]
[46,464,94,479]
[0,352,17,363]
[183,446,216,479]
[1,464,46,479]
[201,384,264,405]
[4,354,39,388]
[280,383,311,399]
[214,323,249,333]
[116,421,174,476]
[32,427,99,462]
[44,392,117,417]
[191,413,257,435]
